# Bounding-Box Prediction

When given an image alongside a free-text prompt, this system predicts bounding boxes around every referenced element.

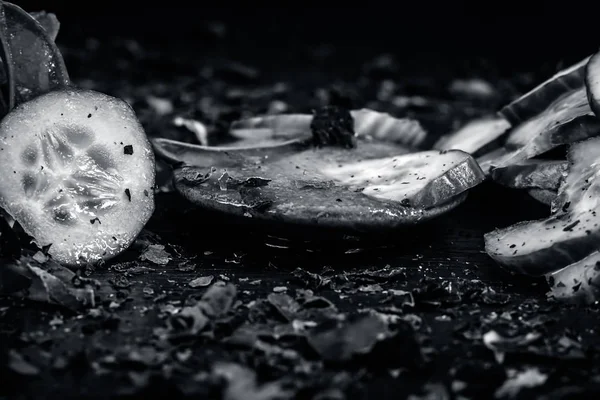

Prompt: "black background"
[11,0,598,70]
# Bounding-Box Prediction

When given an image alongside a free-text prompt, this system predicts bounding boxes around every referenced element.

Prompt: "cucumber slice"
[229,109,427,149]
[492,88,598,169]
[547,251,600,305]
[499,56,590,125]
[490,160,567,191]
[170,140,484,230]
[320,150,485,209]
[551,136,599,213]
[484,137,600,276]
[0,89,156,266]
[433,116,510,157]
[585,50,600,118]
[0,2,70,106]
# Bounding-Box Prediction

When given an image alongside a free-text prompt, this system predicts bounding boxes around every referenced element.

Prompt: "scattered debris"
[139,244,171,265]
[189,275,214,288]
[494,367,548,399]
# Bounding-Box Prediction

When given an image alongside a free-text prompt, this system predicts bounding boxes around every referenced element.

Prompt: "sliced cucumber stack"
[484,137,600,276]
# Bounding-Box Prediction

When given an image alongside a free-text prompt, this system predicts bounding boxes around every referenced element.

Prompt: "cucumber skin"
[491,161,567,191]
[500,56,590,125]
[484,218,600,277]
[585,52,600,119]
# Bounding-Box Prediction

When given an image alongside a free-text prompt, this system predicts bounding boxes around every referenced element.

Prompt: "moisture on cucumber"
[484,137,600,276]
[0,89,156,266]
[547,250,600,305]
[499,56,590,125]
[490,159,567,191]
[433,115,510,157]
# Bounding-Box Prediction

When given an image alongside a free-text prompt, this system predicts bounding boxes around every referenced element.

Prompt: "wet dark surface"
[2,10,600,400]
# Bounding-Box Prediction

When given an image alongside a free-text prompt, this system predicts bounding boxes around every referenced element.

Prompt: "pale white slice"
[433,116,510,155]
[321,150,484,209]
[484,137,600,276]
[547,251,600,304]
[0,89,155,266]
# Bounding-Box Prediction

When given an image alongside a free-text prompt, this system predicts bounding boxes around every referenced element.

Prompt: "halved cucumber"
[0,89,156,266]
[484,137,600,276]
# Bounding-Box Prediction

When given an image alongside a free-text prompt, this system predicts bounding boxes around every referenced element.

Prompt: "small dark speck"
[144,189,149,197]
[112,236,117,241]
[95,106,98,111]
[336,198,342,202]
[124,145,134,155]
[563,220,580,232]
[509,244,516,248]
[125,188,131,201]
[90,217,101,224]
[87,113,92,118]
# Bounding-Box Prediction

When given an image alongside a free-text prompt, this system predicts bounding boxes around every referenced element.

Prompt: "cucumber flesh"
[0,89,156,266]
[229,110,427,149]
[490,160,567,191]
[172,142,485,230]
[433,116,510,157]
[547,251,600,305]
[484,137,600,276]
[500,56,590,125]
[492,88,598,169]
[320,150,485,209]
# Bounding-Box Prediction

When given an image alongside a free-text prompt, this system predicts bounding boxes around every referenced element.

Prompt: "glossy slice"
[546,251,600,304]
[492,88,599,169]
[0,89,155,266]
[433,115,510,157]
[499,56,590,125]
[170,140,484,231]
[490,159,567,191]
[1,2,70,105]
[484,137,600,276]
